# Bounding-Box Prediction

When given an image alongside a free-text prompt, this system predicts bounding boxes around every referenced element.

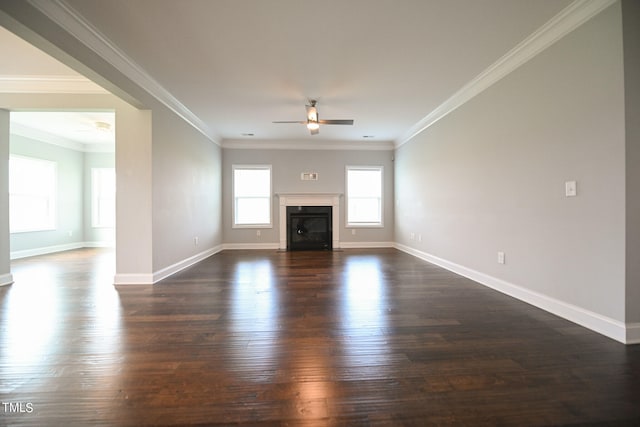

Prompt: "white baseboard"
[627,323,640,345]
[222,243,280,250]
[220,242,393,250]
[10,241,115,260]
[394,243,633,345]
[0,273,14,287]
[340,241,394,249]
[113,273,155,286]
[115,245,224,286]
[152,245,223,283]
[83,241,115,248]
[10,242,85,260]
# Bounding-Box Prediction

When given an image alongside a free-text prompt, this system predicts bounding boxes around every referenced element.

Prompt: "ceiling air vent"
[301,172,318,181]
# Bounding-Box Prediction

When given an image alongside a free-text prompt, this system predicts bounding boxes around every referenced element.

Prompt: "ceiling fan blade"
[318,119,354,125]
[273,100,351,134]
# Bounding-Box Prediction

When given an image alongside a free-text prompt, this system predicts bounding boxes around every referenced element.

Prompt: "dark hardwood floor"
[1,248,639,426]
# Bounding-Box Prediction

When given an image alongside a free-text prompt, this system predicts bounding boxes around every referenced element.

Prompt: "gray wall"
[10,134,85,253]
[152,104,222,271]
[222,147,394,246]
[394,4,626,321]
[114,104,153,281]
[623,0,640,324]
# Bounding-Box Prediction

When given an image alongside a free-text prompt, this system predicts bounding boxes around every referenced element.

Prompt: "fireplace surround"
[277,193,341,250]
[287,206,332,250]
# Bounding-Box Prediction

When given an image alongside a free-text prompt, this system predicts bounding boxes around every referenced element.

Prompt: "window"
[233,165,272,227]
[9,155,57,233]
[92,168,116,228]
[346,166,383,227]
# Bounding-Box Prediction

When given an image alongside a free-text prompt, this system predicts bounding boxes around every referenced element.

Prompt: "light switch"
[565,181,577,197]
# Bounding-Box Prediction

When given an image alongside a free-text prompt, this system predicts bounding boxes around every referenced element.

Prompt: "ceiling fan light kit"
[274,99,354,135]
[95,121,112,133]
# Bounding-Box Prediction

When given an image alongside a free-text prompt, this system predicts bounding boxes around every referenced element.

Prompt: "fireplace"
[277,193,341,250]
[287,206,332,250]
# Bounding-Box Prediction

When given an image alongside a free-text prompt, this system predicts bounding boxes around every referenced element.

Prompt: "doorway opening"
[8,110,116,272]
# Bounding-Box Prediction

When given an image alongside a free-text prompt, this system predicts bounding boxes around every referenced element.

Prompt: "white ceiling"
[2,0,582,146]
[10,111,115,151]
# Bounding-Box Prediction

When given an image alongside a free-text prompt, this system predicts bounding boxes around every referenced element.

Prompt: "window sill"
[232,224,273,229]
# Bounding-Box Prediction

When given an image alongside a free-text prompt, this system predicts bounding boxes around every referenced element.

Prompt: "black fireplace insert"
[287,206,332,250]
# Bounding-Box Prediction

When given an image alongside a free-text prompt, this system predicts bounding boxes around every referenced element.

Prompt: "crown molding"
[395,0,617,148]
[222,138,395,151]
[27,0,221,145]
[0,74,108,94]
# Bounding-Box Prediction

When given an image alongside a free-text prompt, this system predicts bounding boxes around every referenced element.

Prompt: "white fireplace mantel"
[277,193,342,250]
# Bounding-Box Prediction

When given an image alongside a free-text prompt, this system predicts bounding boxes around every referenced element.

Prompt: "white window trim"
[345,165,384,228]
[232,164,273,229]
[9,154,58,234]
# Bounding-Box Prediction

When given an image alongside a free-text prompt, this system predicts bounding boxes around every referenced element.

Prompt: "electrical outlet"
[194,236,199,246]
[418,234,422,243]
[410,233,415,240]
[565,180,577,197]
[497,251,505,264]
[256,230,261,237]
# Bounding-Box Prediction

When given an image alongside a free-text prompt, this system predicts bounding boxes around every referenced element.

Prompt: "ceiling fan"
[273,99,354,135]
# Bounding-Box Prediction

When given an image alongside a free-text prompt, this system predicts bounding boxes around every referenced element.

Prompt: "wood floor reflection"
[1,248,639,425]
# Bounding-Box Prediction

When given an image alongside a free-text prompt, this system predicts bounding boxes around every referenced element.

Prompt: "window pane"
[235,198,270,224]
[348,169,381,197]
[92,168,116,228]
[10,195,53,231]
[347,167,382,226]
[96,197,116,228]
[233,166,271,226]
[9,156,56,233]
[234,169,270,197]
[348,198,381,223]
